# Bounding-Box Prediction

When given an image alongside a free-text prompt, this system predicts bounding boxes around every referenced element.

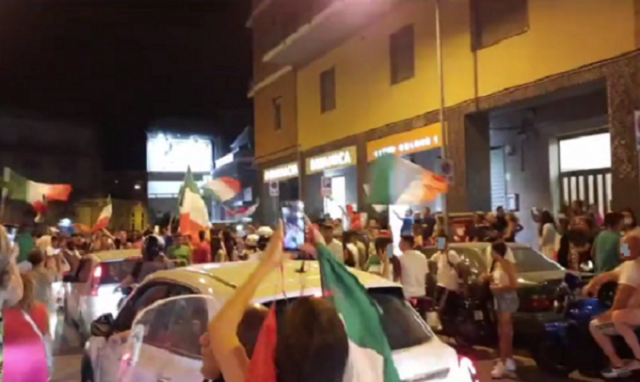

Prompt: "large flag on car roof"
[367,155,448,205]
[317,243,401,382]
[2,167,72,208]
[178,167,209,237]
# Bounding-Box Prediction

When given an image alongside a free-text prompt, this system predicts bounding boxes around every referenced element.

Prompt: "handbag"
[20,310,52,373]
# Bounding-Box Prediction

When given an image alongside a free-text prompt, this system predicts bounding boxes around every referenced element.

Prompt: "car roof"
[146,260,400,303]
[89,249,142,263]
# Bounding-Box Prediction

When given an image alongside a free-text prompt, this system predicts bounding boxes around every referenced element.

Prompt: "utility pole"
[435,0,450,234]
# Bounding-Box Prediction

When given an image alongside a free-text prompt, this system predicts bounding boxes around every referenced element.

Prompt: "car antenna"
[296,255,306,273]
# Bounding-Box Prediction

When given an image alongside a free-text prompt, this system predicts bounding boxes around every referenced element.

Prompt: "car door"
[123,295,225,382]
[91,282,171,382]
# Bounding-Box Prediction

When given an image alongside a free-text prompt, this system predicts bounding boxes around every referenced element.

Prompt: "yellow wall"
[254,71,299,163]
[297,0,635,149]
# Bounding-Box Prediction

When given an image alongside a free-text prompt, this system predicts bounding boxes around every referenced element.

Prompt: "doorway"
[324,176,346,219]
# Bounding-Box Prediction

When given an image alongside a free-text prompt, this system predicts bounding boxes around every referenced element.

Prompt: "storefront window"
[559,133,611,172]
[324,176,346,219]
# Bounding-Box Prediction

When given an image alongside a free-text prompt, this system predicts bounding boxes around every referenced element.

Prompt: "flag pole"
[435,0,450,235]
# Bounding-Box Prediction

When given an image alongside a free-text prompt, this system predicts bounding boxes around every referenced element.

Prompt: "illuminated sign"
[264,162,299,182]
[366,123,443,162]
[215,152,235,168]
[306,146,357,175]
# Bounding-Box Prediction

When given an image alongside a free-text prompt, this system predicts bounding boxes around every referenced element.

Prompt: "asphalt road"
[50,309,606,382]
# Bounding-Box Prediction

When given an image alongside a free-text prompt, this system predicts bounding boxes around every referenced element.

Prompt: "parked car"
[82,260,478,382]
[422,242,578,346]
[63,249,141,339]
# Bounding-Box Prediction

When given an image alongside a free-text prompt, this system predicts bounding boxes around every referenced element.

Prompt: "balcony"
[263,0,398,66]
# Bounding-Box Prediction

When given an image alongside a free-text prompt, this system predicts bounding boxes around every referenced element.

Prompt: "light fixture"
[134,184,141,190]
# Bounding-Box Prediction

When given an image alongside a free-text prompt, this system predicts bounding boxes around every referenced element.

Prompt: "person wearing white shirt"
[430,235,463,322]
[321,223,344,263]
[398,235,428,298]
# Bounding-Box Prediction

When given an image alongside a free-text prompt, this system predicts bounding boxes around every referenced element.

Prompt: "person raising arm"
[207,222,284,382]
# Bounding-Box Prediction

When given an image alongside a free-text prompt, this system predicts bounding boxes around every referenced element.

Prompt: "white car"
[64,249,141,339]
[82,260,478,382]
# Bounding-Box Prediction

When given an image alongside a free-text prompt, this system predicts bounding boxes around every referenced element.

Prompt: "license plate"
[474,310,484,320]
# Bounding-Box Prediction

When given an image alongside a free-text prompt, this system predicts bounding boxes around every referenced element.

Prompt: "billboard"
[147,132,213,173]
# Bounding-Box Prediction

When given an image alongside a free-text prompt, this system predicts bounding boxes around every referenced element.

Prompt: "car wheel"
[530,338,574,377]
[80,353,94,382]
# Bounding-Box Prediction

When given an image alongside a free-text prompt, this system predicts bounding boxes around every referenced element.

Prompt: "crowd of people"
[2,199,639,381]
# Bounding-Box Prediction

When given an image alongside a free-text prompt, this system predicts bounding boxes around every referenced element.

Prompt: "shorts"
[590,317,618,336]
[494,291,520,313]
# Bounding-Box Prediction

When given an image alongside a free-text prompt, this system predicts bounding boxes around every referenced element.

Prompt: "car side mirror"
[90,313,115,338]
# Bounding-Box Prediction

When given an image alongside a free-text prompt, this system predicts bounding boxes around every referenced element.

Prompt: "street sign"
[321,177,332,198]
[269,181,279,197]
[439,159,454,184]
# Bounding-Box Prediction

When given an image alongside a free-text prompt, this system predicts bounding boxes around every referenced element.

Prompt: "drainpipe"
[435,0,450,234]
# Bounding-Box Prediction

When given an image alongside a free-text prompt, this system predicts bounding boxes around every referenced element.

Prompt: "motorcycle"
[529,273,613,378]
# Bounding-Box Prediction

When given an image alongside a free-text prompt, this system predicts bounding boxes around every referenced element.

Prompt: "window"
[390,25,415,84]
[559,133,611,172]
[320,67,336,113]
[472,0,529,50]
[273,97,282,131]
[114,283,171,332]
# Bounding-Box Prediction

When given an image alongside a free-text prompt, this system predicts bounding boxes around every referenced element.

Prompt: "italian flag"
[222,201,259,217]
[368,155,448,205]
[2,167,72,210]
[317,243,401,382]
[204,177,241,202]
[93,196,112,232]
[178,167,209,238]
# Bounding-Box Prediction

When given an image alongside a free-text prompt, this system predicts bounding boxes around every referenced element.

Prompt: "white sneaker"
[491,361,507,379]
[506,358,517,372]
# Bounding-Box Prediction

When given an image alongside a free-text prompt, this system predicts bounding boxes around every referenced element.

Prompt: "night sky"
[0,0,252,170]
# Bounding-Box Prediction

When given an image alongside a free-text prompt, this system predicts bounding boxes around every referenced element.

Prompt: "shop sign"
[263,162,299,183]
[366,123,442,162]
[215,152,235,168]
[306,146,357,175]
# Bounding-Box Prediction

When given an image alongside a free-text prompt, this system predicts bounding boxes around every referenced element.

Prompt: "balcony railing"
[262,0,398,66]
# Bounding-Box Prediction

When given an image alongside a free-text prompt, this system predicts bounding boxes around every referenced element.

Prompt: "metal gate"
[490,147,507,211]
[560,168,611,217]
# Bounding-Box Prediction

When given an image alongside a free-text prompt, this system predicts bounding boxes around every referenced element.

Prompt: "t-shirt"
[16,233,35,264]
[594,230,622,274]
[168,245,191,265]
[434,250,461,292]
[327,240,344,263]
[398,250,428,298]
[192,242,212,264]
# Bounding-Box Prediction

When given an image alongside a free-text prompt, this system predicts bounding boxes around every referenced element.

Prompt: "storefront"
[261,161,300,224]
[366,123,443,245]
[303,146,358,220]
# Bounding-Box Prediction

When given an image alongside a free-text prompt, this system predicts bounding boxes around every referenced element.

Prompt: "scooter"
[529,273,613,378]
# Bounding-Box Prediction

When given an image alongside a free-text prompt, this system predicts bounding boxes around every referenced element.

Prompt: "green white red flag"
[2,167,72,210]
[317,242,402,382]
[93,196,112,232]
[367,155,448,205]
[204,177,241,202]
[178,167,209,237]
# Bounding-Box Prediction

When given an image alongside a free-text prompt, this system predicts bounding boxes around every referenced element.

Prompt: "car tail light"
[91,266,102,296]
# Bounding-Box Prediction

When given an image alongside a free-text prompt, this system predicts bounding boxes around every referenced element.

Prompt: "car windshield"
[76,258,139,284]
[508,246,564,273]
[271,287,432,351]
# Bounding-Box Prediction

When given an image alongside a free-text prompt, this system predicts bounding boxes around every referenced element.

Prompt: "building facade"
[250,0,640,242]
